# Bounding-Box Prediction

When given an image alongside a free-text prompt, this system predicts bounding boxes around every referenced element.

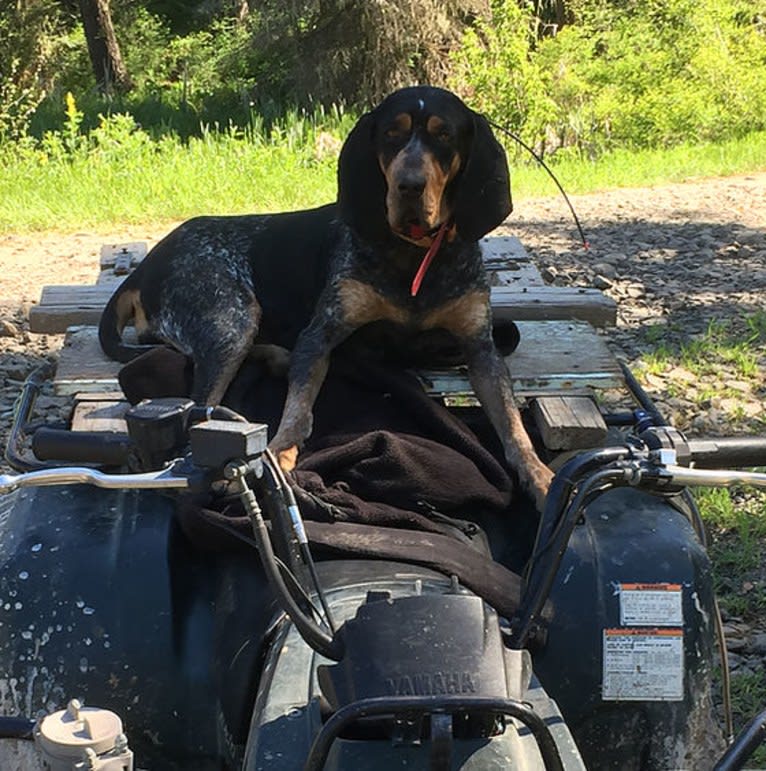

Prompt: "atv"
[0,357,765,770]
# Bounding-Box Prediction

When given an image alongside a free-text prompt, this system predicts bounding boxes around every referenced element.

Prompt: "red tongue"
[409,224,426,240]
[410,221,449,297]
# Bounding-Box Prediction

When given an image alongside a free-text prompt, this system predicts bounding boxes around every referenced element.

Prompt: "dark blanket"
[119,345,538,615]
[120,347,515,527]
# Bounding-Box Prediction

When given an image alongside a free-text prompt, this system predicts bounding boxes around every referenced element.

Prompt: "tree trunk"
[78,0,132,94]
[234,0,249,22]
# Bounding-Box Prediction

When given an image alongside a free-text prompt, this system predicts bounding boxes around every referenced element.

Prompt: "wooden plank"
[54,320,622,398]
[74,390,125,402]
[54,326,124,395]
[530,396,608,450]
[30,282,616,334]
[480,234,530,263]
[481,236,545,288]
[421,320,622,396]
[491,286,617,328]
[97,243,147,285]
[96,272,128,286]
[29,285,117,333]
[71,399,129,433]
[35,285,115,304]
[99,242,147,269]
[32,234,614,331]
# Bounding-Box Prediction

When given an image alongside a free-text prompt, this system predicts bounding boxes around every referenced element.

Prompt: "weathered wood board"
[54,320,623,398]
[491,286,616,327]
[29,236,614,333]
[418,320,622,397]
[481,235,545,288]
[97,242,147,285]
[29,285,118,332]
[530,395,608,450]
[71,396,130,433]
[54,326,133,395]
[99,241,148,269]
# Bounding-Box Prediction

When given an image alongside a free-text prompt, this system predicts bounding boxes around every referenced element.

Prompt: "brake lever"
[0,459,193,495]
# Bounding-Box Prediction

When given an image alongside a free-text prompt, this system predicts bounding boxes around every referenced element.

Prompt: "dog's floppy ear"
[337,111,389,242]
[453,111,512,242]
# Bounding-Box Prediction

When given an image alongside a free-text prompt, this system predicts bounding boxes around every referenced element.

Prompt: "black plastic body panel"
[532,488,722,770]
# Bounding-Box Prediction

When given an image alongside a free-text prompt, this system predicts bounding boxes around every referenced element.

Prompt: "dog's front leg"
[464,335,553,511]
[269,314,353,472]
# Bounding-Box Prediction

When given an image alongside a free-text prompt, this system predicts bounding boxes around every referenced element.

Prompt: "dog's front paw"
[529,463,554,513]
[275,444,299,473]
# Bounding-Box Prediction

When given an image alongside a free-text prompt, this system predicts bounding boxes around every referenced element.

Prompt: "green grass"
[697,487,766,575]
[729,670,766,766]
[1,107,765,233]
[0,127,341,232]
[506,129,766,199]
[636,314,766,422]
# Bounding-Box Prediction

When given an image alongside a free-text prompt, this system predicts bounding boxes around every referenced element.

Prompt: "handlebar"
[0,462,191,495]
[5,425,766,497]
[686,437,766,469]
[657,465,766,489]
[32,427,131,467]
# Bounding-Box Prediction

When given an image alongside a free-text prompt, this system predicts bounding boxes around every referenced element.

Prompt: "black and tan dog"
[99,86,553,507]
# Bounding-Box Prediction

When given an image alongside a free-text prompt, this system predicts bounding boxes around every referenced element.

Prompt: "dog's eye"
[384,126,405,139]
[437,130,451,143]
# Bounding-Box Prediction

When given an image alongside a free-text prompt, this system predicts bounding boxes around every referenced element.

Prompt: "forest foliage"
[1,0,765,160]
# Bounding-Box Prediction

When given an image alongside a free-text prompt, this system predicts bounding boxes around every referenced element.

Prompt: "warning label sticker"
[603,628,684,701]
[619,583,683,627]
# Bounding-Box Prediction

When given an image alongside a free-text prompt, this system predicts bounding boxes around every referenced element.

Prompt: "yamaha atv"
[0,365,765,771]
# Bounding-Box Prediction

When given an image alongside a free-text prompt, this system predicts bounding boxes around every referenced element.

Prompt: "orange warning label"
[619,583,683,626]
[620,583,682,591]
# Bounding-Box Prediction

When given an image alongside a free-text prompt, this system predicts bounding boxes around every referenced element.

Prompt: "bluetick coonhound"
[99,86,553,508]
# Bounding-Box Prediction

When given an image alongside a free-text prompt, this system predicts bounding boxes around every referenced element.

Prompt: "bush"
[450,1,558,152]
[0,0,65,139]
[3,0,766,158]
[452,0,766,156]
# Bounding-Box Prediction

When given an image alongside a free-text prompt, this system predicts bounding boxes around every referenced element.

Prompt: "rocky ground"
[0,171,765,743]
[510,171,766,433]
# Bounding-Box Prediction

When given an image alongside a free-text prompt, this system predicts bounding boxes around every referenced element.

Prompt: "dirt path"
[0,223,180,315]
[1,171,764,316]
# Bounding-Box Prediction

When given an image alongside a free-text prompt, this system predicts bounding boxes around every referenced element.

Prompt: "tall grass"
[509,131,766,198]
[1,104,765,233]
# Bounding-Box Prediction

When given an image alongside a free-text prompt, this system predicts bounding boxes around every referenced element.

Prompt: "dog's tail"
[98,277,157,363]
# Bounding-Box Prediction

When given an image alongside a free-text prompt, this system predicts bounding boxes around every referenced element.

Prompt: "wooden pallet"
[28,237,616,333]
[54,319,622,398]
[46,235,623,450]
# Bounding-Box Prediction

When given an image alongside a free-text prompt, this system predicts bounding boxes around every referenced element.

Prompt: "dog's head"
[338,86,511,245]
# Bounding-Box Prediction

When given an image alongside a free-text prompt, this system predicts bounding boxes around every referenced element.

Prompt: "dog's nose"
[397,172,426,198]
